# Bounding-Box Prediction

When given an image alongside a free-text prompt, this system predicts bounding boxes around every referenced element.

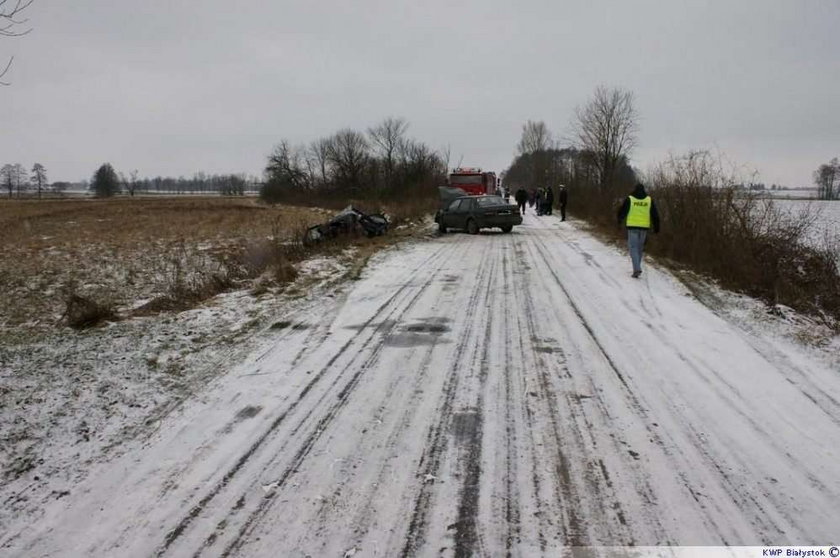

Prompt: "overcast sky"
[2,1,838,186]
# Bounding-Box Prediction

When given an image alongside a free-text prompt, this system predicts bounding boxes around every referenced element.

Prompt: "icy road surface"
[5,214,840,556]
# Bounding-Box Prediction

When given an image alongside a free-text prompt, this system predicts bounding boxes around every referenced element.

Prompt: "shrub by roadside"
[647,152,840,325]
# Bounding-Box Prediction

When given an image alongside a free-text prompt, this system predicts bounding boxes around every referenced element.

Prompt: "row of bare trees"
[261,117,448,204]
[87,163,255,198]
[124,172,255,196]
[0,161,255,199]
[0,162,48,198]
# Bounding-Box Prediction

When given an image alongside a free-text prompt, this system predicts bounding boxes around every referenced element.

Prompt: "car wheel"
[438,221,447,234]
[466,219,479,235]
[501,225,512,233]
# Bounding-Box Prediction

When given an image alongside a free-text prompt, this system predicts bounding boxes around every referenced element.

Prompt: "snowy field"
[774,199,840,250]
[2,211,838,556]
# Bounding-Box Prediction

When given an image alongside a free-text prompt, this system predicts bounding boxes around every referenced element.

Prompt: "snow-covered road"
[5,214,840,556]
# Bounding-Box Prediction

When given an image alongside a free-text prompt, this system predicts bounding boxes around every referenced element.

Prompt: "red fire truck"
[448,167,498,196]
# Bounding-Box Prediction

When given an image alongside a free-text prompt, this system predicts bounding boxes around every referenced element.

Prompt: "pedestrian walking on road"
[617,183,660,278]
[558,185,568,221]
[515,188,527,215]
[535,189,545,216]
[545,186,554,216]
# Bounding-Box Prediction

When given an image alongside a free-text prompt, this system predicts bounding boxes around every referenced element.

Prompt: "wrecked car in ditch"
[304,206,389,244]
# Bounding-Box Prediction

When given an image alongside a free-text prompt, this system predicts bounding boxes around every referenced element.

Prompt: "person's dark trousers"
[518,201,526,215]
[560,204,566,221]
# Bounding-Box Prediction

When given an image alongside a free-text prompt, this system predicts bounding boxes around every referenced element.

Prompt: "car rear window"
[475,196,505,207]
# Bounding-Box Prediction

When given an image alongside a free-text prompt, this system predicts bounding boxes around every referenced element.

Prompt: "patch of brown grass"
[61,293,117,329]
[0,197,327,331]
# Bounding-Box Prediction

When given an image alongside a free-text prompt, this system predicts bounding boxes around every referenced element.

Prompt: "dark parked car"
[435,195,522,234]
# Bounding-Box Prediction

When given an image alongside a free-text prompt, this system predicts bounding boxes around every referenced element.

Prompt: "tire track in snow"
[523,229,669,544]
[650,340,835,541]
[526,222,838,544]
[450,237,502,558]
[335,316,454,543]
[569,235,833,539]
[289,238,477,550]
[498,245,522,555]
[151,317,338,505]
[517,236,590,547]
[527,231,632,390]
[398,237,498,557]
[507,237,552,551]
[522,227,704,544]
[212,239,469,557]
[156,242,455,556]
[709,322,840,425]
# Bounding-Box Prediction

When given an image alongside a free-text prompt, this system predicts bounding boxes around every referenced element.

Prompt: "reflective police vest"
[626,196,652,228]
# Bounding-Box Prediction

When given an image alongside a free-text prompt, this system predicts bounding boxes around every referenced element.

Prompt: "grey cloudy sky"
[2,1,838,186]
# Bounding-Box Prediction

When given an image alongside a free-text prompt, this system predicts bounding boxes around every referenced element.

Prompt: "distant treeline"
[114,173,261,197]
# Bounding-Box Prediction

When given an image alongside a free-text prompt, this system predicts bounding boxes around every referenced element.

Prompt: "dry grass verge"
[0,197,331,335]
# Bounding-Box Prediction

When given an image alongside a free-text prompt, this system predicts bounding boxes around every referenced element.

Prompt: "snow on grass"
[673,267,840,370]
[775,199,840,251]
[0,249,358,535]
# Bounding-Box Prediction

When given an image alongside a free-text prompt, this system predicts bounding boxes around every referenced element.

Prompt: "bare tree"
[813,157,839,200]
[309,137,332,187]
[119,169,140,196]
[368,117,408,187]
[398,138,441,180]
[1,0,34,85]
[265,140,310,191]
[328,129,369,193]
[516,120,552,155]
[515,120,555,187]
[573,85,639,191]
[129,169,139,196]
[0,163,13,197]
[10,162,27,196]
[439,144,452,174]
[31,161,46,198]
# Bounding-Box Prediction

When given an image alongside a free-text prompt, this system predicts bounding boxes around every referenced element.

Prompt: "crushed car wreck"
[304,206,389,245]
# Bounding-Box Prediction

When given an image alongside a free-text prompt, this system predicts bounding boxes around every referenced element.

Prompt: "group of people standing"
[513,185,568,221]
